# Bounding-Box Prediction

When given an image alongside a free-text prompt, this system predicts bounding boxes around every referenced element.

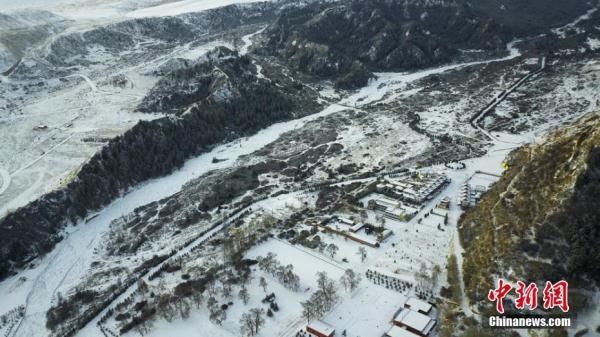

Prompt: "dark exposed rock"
[260,0,512,88]
[467,0,593,34]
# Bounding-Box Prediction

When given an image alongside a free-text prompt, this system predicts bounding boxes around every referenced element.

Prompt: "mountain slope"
[260,0,511,88]
[459,112,600,313]
[0,10,69,71]
[467,0,593,34]
[0,47,320,281]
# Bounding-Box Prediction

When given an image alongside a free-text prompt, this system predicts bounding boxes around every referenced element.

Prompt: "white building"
[385,325,421,337]
[393,308,436,337]
[404,297,433,314]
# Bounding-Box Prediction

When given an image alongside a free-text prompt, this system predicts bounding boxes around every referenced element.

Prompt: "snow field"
[127,0,266,18]
[117,237,349,337]
[3,30,592,337]
[0,82,351,337]
[327,113,432,170]
[0,0,274,22]
[143,266,311,337]
[322,284,407,337]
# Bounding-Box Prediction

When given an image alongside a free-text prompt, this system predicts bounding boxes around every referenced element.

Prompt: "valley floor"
[1,2,600,337]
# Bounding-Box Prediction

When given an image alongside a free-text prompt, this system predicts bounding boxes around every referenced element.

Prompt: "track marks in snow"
[0,167,10,195]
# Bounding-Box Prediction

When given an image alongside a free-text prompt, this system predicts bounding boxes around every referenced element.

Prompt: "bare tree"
[302,286,333,321]
[173,296,191,319]
[209,307,226,325]
[240,267,252,285]
[340,273,350,292]
[416,262,430,288]
[157,294,176,322]
[357,246,367,262]
[238,285,250,305]
[311,291,327,317]
[259,276,268,292]
[191,290,203,309]
[240,313,254,336]
[134,317,154,336]
[316,272,337,308]
[258,252,277,273]
[326,243,339,259]
[221,282,233,299]
[239,308,265,336]
[250,308,265,335]
[287,272,300,291]
[340,269,361,292]
[301,300,315,323]
[316,271,328,290]
[207,280,218,296]
[206,296,218,311]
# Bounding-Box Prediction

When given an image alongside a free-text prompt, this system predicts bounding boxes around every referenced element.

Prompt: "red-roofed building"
[306,320,335,337]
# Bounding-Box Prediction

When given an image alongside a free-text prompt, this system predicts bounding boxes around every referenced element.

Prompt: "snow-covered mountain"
[0,0,266,20]
[0,1,599,336]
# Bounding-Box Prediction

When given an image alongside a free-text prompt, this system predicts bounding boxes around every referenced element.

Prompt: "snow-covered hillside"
[0,0,270,20]
[1,1,599,337]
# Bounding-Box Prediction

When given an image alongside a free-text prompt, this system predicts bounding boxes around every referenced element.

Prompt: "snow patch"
[587,37,600,51]
[127,0,268,18]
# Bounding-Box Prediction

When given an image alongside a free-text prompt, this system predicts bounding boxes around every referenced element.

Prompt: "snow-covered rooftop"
[307,320,335,336]
[394,309,435,335]
[348,232,379,247]
[386,325,421,337]
[349,223,364,232]
[405,297,432,314]
[374,197,400,208]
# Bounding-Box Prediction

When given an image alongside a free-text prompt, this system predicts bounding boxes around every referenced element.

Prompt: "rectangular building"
[404,297,433,315]
[393,309,436,337]
[385,325,421,337]
[307,320,335,337]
